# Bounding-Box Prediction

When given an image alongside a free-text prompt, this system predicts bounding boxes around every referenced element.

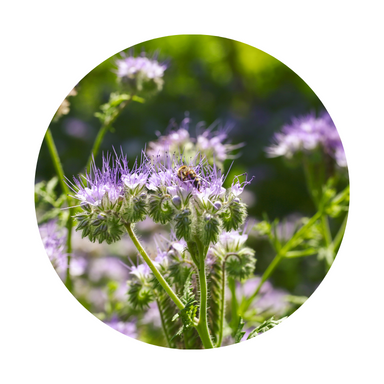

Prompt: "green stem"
[196,260,214,349]
[45,129,69,196]
[86,96,134,173]
[242,210,322,313]
[124,223,184,310]
[333,213,348,252]
[321,215,332,247]
[45,128,74,291]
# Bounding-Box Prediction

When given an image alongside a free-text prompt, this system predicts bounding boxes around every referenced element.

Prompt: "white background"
[1,1,383,383]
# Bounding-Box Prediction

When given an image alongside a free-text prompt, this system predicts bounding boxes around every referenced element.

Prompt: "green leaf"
[247,316,286,340]
[171,271,199,341]
[234,316,246,343]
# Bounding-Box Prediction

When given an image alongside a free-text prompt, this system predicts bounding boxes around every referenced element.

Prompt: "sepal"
[175,209,192,241]
[200,214,222,247]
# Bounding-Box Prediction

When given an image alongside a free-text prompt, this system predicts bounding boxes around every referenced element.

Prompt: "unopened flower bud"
[172,195,181,208]
[81,202,92,212]
[214,201,222,210]
[204,214,212,221]
[233,198,240,204]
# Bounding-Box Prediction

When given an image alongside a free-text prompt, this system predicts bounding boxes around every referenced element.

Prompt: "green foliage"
[172,271,198,341]
[247,316,287,340]
[156,295,179,348]
[35,176,68,225]
[322,184,349,218]
[94,92,144,129]
[148,194,174,224]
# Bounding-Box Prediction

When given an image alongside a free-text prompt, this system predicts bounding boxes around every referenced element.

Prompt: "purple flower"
[218,230,248,250]
[119,154,150,193]
[104,317,138,338]
[116,54,167,80]
[147,118,244,165]
[68,154,123,207]
[39,220,67,272]
[129,263,151,280]
[266,111,347,167]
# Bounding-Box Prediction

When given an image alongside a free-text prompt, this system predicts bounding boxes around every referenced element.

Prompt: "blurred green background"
[36,35,345,298]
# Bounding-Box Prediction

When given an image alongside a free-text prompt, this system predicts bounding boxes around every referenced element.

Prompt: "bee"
[176,165,201,191]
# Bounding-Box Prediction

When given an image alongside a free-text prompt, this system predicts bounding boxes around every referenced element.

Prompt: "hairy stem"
[228,277,239,330]
[45,128,74,291]
[124,223,184,310]
[196,262,214,349]
[192,236,214,348]
[216,262,226,347]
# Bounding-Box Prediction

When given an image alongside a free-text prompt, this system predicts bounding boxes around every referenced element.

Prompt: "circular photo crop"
[35,35,349,349]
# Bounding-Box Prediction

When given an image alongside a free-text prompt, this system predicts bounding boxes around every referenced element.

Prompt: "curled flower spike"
[266,111,346,168]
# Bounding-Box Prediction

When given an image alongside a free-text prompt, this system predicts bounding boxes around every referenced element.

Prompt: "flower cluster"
[116,52,167,94]
[266,111,346,167]
[67,149,253,248]
[147,118,244,168]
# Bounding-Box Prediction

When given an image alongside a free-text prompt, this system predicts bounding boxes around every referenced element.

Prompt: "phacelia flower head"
[266,111,347,168]
[129,262,152,281]
[39,220,67,273]
[147,117,244,168]
[119,153,150,195]
[67,154,125,244]
[69,154,123,210]
[115,52,167,94]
